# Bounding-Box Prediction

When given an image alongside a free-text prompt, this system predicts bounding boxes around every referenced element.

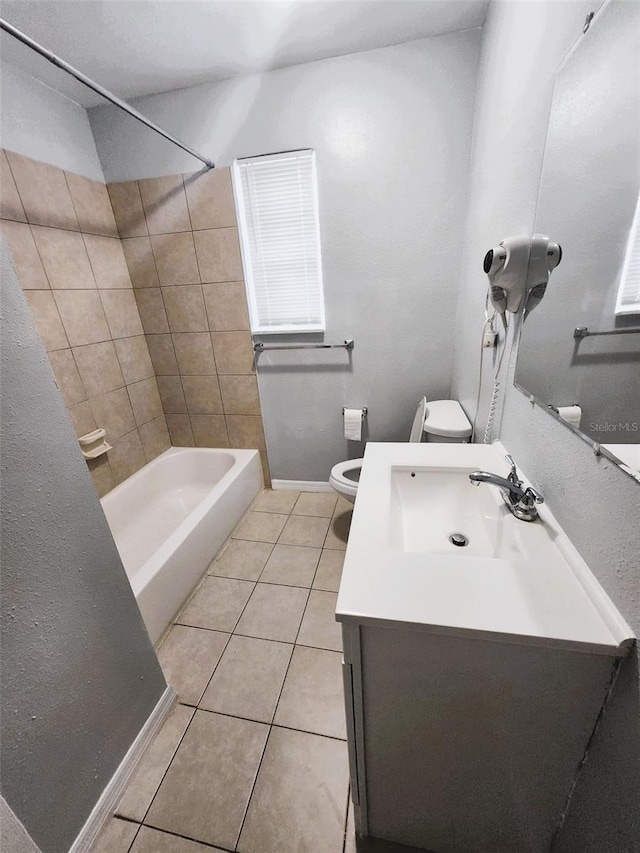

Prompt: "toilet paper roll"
[557,405,582,429]
[344,408,363,441]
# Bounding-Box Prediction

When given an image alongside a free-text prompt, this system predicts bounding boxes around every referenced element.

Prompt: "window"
[232,150,325,334]
[615,194,640,315]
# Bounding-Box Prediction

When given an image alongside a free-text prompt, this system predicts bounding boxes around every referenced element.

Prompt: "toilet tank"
[423,400,472,443]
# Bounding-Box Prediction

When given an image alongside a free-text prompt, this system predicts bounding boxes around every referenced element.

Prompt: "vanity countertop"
[335,442,634,655]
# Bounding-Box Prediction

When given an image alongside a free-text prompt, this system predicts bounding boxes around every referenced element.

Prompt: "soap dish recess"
[79,428,112,460]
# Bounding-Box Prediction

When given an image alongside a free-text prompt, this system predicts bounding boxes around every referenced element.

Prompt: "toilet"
[329,398,472,503]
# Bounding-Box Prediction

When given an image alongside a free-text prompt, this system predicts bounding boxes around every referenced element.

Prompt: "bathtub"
[101,447,263,644]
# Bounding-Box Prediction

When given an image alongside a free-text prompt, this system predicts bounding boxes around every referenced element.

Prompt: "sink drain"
[449,533,469,547]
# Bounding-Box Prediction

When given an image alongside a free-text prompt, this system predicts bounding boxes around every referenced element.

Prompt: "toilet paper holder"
[342,407,367,418]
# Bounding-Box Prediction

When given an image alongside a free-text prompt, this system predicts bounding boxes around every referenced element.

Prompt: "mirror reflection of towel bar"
[574,326,640,338]
[253,339,354,352]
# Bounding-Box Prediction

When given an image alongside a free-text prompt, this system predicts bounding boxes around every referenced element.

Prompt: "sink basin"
[336,442,633,654]
[389,466,524,558]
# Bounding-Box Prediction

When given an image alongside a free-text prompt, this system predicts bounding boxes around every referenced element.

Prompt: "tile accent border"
[68,685,177,853]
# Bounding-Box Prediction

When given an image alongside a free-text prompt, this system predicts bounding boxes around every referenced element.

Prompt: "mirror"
[514,0,640,480]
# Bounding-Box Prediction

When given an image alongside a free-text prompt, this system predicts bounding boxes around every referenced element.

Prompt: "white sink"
[336,442,633,654]
[389,466,524,558]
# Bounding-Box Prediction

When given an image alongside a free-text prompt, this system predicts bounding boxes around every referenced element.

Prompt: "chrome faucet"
[469,454,544,522]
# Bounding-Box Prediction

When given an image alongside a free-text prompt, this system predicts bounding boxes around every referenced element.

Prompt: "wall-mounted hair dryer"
[483,234,562,328]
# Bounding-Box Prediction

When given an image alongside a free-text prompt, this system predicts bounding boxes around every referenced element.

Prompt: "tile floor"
[91,489,360,853]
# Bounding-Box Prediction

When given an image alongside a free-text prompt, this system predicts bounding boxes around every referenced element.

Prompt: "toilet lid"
[409,397,428,443]
[423,400,472,438]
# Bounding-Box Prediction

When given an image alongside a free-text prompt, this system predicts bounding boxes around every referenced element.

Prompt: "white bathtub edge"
[68,685,177,853]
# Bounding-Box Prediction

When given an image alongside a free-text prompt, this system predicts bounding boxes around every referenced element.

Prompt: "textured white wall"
[0,61,105,180]
[0,237,166,853]
[90,32,481,480]
[452,2,640,848]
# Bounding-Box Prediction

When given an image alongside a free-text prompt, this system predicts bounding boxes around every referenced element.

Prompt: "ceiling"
[0,0,489,107]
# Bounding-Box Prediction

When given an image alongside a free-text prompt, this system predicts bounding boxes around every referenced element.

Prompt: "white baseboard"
[68,685,177,853]
[271,479,334,493]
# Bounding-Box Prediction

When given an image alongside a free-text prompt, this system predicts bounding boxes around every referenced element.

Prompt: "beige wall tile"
[113,335,154,384]
[48,349,86,407]
[172,332,216,374]
[193,227,243,282]
[139,415,171,461]
[203,282,249,331]
[31,226,95,290]
[1,150,27,221]
[100,290,144,338]
[54,290,110,346]
[69,400,97,437]
[128,377,164,425]
[25,291,68,350]
[151,232,199,286]
[87,455,115,497]
[90,387,136,441]
[162,284,207,332]
[165,413,194,446]
[219,375,261,415]
[65,172,118,236]
[134,288,170,334]
[211,331,255,374]
[139,175,191,235]
[226,415,266,451]
[184,167,236,231]
[73,341,125,397]
[84,234,132,289]
[146,333,178,375]
[107,181,147,237]
[1,220,49,289]
[182,374,223,414]
[109,429,146,485]
[191,414,229,447]
[157,376,187,413]
[122,236,160,288]
[6,151,79,231]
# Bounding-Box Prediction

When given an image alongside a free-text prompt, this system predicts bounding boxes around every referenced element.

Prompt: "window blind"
[615,194,640,315]
[233,150,325,334]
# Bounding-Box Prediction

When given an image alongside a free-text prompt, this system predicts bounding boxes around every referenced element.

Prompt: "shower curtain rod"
[0,18,215,169]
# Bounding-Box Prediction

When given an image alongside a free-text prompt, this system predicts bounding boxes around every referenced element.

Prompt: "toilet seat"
[329,458,362,500]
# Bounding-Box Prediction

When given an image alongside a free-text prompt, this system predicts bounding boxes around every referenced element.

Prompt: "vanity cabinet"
[336,442,634,853]
[341,619,621,853]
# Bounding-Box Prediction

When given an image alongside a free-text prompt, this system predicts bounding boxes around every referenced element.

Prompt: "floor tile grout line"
[189,704,347,743]
[123,818,141,853]
[342,786,351,853]
[233,723,274,851]
[190,568,264,707]
[140,817,237,853]
[232,570,299,846]
[128,702,197,831]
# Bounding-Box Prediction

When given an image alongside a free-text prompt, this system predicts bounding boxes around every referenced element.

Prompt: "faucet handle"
[524,486,544,505]
[504,454,521,485]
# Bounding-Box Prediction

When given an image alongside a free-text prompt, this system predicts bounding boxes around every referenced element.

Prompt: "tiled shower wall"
[0,149,169,497]
[107,169,269,484]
